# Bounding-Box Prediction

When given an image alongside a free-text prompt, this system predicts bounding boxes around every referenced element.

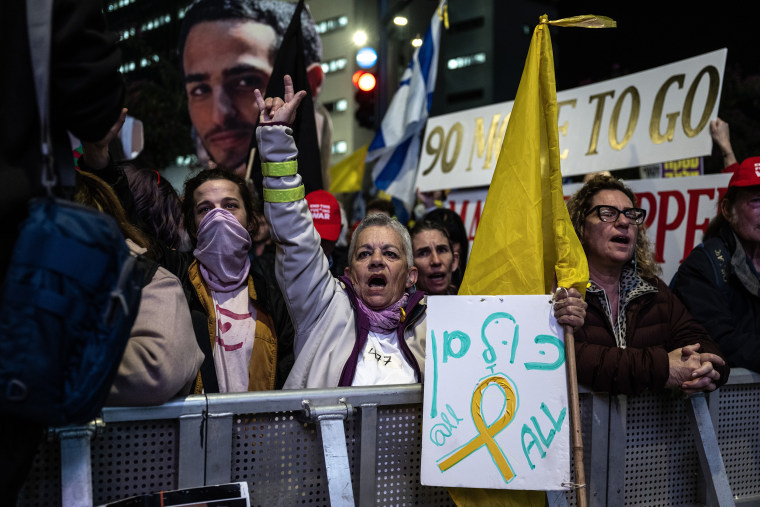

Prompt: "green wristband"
[263,185,305,203]
[261,160,297,177]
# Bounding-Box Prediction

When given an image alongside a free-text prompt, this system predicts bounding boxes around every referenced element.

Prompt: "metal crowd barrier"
[19,369,760,506]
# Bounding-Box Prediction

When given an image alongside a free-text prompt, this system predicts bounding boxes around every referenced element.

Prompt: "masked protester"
[81,111,294,393]
[180,169,281,393]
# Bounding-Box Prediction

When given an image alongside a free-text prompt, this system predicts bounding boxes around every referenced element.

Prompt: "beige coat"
[106,241,203,406]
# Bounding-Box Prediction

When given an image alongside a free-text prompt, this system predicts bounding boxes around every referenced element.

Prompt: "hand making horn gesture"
[254,74,307,126]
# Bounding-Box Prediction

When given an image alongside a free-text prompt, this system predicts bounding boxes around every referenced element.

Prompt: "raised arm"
[710,117,737,169]
[255,77,336,357]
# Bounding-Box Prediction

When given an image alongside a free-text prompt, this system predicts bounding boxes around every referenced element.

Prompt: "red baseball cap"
[729,157,760,188]
[306,190,341,242]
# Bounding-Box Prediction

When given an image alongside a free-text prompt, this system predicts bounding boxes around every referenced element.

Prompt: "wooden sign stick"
[563,324,587,507]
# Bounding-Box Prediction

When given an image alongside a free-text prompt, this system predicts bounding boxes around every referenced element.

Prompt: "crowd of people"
[7,0,755,410]
[65,73,746,402]
[3,0,759,500]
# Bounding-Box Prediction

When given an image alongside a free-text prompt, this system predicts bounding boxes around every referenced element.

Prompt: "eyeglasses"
[585,205,646,225]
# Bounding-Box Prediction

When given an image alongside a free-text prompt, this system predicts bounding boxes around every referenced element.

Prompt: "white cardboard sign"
[421,295,570,490]
[417,49,726,191]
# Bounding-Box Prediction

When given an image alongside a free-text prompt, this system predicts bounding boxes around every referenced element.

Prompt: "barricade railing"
[19,369,760,506]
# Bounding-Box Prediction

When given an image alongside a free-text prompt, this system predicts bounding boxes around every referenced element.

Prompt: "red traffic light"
[352,70,376,92]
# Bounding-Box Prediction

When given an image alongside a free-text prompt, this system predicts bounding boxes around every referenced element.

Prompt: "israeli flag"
[367,1,445,211]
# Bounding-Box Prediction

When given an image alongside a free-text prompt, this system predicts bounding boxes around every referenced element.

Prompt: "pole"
[564,324,587,507]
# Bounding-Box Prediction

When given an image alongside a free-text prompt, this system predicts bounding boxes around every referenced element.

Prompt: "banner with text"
[446,173,732,283]
[421,295,570,490]
[418,49,726,192]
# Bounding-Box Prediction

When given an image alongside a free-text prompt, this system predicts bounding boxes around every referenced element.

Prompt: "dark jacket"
[249,242,296,388]
[671,223,760,373]
[0,0,124,280]
[0,0,124,500]
[575,276,729,395]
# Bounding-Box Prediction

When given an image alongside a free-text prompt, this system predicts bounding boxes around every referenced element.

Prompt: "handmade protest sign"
[421,295,570,490]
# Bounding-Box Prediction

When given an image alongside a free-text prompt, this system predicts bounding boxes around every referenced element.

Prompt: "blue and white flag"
[367,0,446,211]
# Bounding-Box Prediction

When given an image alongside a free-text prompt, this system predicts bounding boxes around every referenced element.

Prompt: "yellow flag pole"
[563,324,587,507]
[453,14,613,505]
[543,15,614,507]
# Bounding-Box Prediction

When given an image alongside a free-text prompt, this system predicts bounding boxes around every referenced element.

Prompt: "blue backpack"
[669,238,731,295]
[0,198,146,426]
[0,0,146,426]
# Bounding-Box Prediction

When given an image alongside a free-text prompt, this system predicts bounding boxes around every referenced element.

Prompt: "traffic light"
[353,70,377,129]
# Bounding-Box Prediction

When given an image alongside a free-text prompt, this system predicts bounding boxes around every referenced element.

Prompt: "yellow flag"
[458,15,594,298]
[451,14,613,507]
[328,144,368,194]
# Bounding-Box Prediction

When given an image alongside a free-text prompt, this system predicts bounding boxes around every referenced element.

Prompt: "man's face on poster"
[183,19,276,174]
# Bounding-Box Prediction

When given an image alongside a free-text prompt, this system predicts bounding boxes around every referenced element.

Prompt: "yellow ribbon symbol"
[437,375,518,483]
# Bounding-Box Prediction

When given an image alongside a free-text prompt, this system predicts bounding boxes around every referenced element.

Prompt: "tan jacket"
[188,260,278,392]
[107,241,204,406]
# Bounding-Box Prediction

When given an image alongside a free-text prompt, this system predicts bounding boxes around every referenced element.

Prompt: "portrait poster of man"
[178,0,330,194]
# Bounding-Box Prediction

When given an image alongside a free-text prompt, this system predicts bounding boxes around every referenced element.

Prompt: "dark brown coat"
[575,277,729,395]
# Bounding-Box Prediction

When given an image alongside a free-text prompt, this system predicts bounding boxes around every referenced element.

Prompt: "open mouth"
[368,274,387,288]
[611,235,630,244]
[428,272,446,282]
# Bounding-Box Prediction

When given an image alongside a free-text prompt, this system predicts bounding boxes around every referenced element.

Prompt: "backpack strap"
[25,0,55,193]
[701,237,731,287]
[135,255,160,288]
[670,239,731,293]
[25,0,76,193]
[191,310,220,394]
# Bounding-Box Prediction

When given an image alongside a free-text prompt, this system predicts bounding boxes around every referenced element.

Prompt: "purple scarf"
[194,208,251,292]
[354,292,409,334]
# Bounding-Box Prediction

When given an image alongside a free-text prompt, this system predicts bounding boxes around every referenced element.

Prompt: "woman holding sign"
[256,77,586,389]
[672,157,760,373]
[567,174,729,395]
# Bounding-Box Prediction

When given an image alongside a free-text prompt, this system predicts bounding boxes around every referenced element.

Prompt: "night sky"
[552,2,755,88]
[550,1,760,169]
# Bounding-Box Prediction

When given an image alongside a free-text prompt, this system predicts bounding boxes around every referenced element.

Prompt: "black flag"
[248,0,322,197]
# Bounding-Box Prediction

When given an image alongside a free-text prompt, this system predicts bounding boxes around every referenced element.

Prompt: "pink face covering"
[194,208,252,292]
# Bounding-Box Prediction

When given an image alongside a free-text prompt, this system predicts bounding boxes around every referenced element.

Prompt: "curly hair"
[181,168,257,246]
[566,174,661,281]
